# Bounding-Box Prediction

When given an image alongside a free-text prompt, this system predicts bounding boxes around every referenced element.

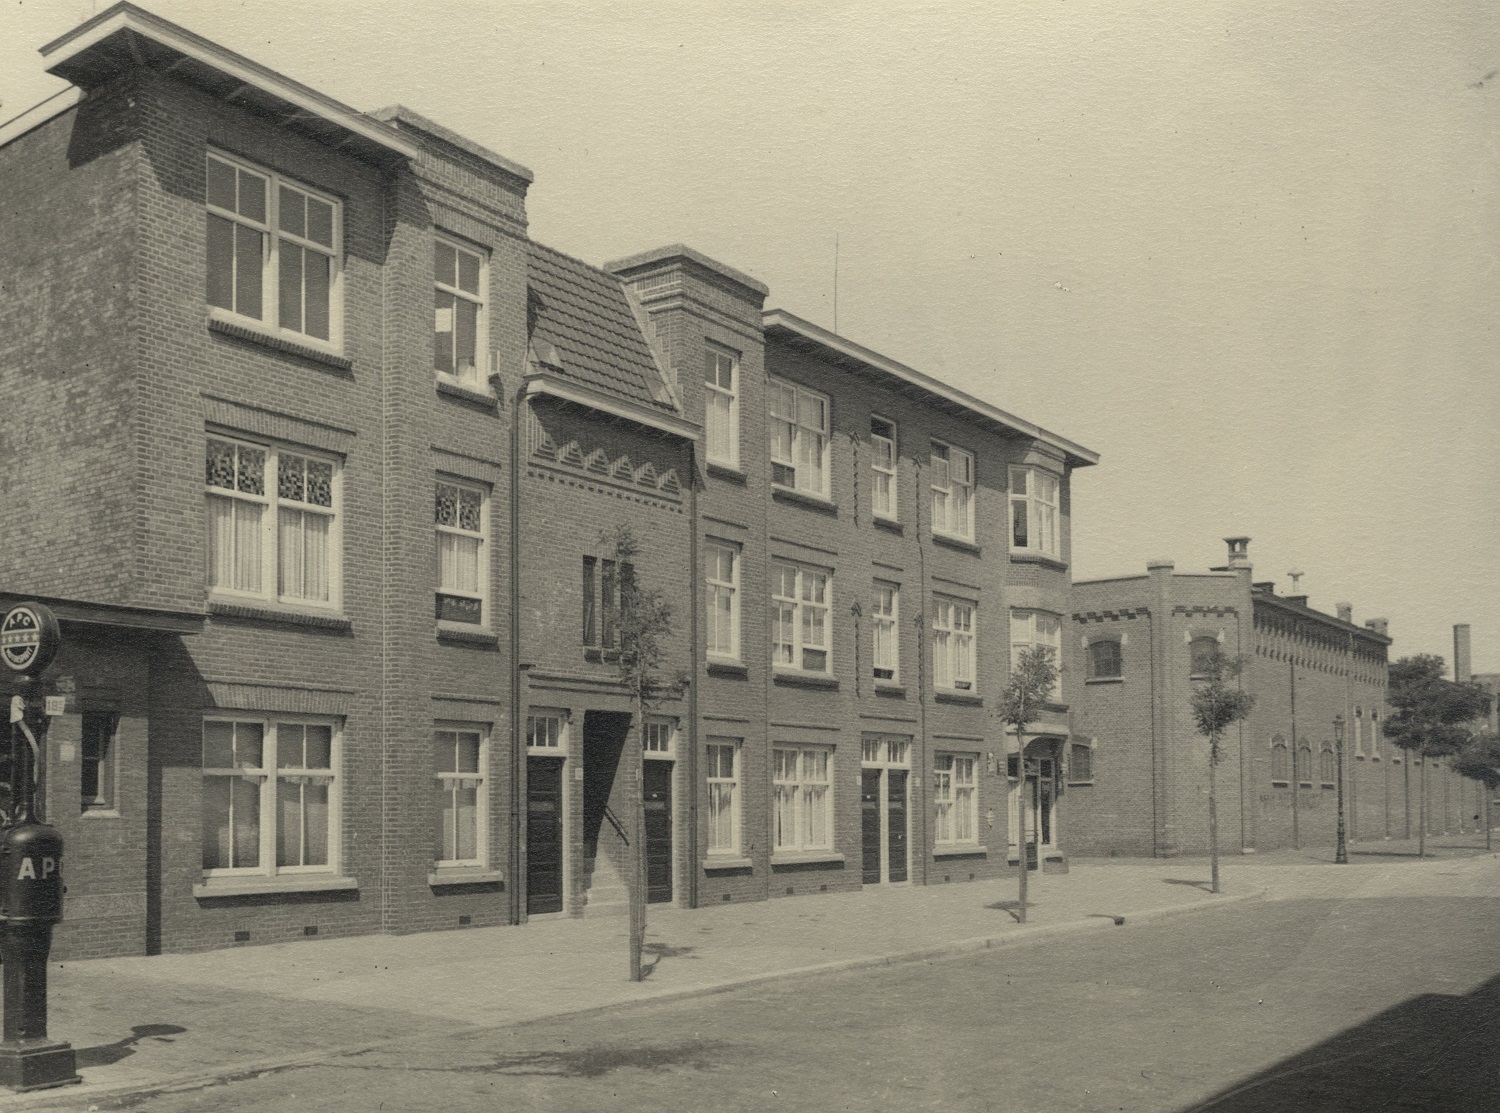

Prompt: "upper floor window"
[705,542,741,662]
[769,380,830,497]
[931,441,975,542]
[1087,640,1122,680]
[1009,466,1059,557]
[206,152,340,347]
[1271,734,1289,783]
[434,726,487,868]
[872,582,899,682]
[1189,636,1219,678]
[870,417,897,520]
[435,480,488,627]
[932,598,976,692]
[434,237,487,388]
[206,435,340,610]
[583,556,634,651]
[705,347,740,466]
[772,561,831,674]
[1011,609,1062,701]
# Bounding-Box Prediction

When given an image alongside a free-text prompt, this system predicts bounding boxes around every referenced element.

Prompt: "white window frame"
[933,597,977,693]
[773,745,833,853]
[872,582,900,683]
[205,433,343,612]
[769,379,831,498]
[705,738,742,857]
[704,345,740,467]
[705,541,742,663]
[643,718,677,757]
[205,150,343,351]
[433,724,489,870]
[1011,609,1062,701]
[931,441,976,542]
[1009,466,1060,558]
[772,561,832,675]
[81,709,119,814]
[434,477,489,629]
[934,752,978,846]
[526,711,567,753]
[870,416,898,521]
[434,233,489,389]
[201,715,342,880]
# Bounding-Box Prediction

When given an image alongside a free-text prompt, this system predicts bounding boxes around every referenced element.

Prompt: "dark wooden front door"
[527,756,564,914]
[861,769,881,884]
[643,760,673,904]
[887,769,908,883]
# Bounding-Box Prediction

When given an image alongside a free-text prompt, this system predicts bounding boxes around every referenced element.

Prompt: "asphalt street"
[64,867,1499,1113]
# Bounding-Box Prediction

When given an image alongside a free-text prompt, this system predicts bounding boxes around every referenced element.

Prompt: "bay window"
[1009,466,1060,557]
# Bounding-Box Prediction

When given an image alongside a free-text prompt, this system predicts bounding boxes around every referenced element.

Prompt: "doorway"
[526,756,565,914]
[643,760,673,904]
[860,735,910,885]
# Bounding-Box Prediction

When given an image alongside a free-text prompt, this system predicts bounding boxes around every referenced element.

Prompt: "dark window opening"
[1189,636,1218,677]
[1070,743,1092,781]
[582,557,597,645]
[82,710,117,811]
[1088,640,1122,679]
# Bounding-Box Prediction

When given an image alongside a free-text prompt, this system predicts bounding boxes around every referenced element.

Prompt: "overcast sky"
[5,0,1497,673]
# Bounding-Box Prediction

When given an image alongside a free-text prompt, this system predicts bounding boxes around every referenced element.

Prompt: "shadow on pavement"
[985,900,1024,923]
[641,942,698,979]
[77,1024,187,1069]
[1176,973,1500,1112]
[1162,878,1213,890]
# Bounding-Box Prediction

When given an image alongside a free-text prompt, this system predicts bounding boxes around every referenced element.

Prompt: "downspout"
[915,457,929,888]
[1289,656,1299,850]
[508,382,524,925]
[687,441,701,909]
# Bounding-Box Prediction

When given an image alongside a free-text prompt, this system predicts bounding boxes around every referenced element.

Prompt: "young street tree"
[997,645,1059,924]
[1450,730,1500,852]
[1384,655,1491,859]
[607,525,688,982]
[1188,645,1255,894]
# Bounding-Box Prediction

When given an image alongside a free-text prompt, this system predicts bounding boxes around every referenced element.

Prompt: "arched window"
[1297,744,1313,785]
[1271,735,1289,783]
[1320,746,1335,786]
[1189,636,1219,677]
[1087,640,1122,679]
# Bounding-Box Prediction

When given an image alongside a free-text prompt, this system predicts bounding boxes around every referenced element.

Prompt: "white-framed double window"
[870,416,897,520]
[706,738,742,856]
[933,753,978,845]
[872,582,900,682]
[769,379,831,497]
[773,745,832,853]
[705,346,740,466]
[705,541,741,662]
[434,235,488,388]
[1009,466,1060,557]
[202,716,341,878]
[772,561,831,674]
[206,151,341,348]
[435,479,488,627]
[1011,609,1062,700]
[931,441,975,541]
[434,725,488,868]
[933,598,977,692]
[206,434,341,609]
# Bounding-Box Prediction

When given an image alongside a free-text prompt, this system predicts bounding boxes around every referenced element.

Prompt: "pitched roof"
[527,241,674,413]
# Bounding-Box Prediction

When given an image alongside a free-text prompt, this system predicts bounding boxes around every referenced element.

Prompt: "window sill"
[437,626,500,648]
[1320,783,1335,790]
[1066,780,1095,788]
[872,516,903,534]
[208,316,352,372]
[194,874,358,899]
[706,461,747,484]
[1041,701,1070,714]
[1271,780,1290,787]
[1009,550,1067,572]
[771,852,845,867]
[771,486,838,515]
[428,869,504,888]
[80,808,121,820]
[436,378,500,412]
[707,659,749,678]
[874,682,907,698]
[702,856,753,872]
[1084,676,1123,686]
[208,601,352,632]
[934,690,983,707]
[931,533,980,556]
[773,670,839,690]
[934,844,987,858]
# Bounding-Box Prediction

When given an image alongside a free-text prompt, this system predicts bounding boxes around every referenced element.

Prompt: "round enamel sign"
[0,604,61,675]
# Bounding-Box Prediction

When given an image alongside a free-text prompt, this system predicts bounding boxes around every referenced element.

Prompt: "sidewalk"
[12,837,1497,1109]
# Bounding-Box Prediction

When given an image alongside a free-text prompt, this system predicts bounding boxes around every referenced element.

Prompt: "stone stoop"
[581,849,630,917]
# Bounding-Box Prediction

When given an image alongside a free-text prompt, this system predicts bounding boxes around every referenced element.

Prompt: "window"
[202,717,340,877]
[526,712,565,751]
[773,746,832,853]
[1271,735,1289,783]
[1087,640,1122,679]
[1370,711,1380,757]
[1297,743,1313,785]
[931,442,975,541]
[772,561,831,673]
[1069,742,1093,783]
[206,152,340,346]
[643,719,675,755]
[706,739,741,855]
[705,542,741,661]
[435,480,487,626]
[1189,636,1219,678]
[1011,610,1062,701]
[1320,746,1336,787]
[872,582,899,682]
[705,347,740,466]
[434,236,486,387]
[81,710,117,812]
[933,753,978,845]
[434,727,487,867]
[1008,466,1059,557]
[1353,707,1364,756]
[582,556,634,650]
[206,435,340,609]
[769,380,830,497]
[933,598,976,692]
[870,417,897,520]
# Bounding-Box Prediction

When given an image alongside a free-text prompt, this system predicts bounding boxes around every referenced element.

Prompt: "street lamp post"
[1333,714,1348,865]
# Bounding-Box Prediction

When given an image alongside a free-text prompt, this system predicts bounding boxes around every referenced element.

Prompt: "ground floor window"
[434,726,487,867]
[81,710,118,811]
[933,753,977,845]
[773,745,832,852]
[706,738,741,855]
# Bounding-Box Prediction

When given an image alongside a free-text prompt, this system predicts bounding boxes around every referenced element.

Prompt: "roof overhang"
[40,2,419,167]
[1253,593,1391,646]
[0,593,203,636]
[524,372,700,443]
[763,309,1098,469]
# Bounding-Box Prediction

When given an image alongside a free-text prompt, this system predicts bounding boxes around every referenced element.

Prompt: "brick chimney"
[1454,624,1472,683]
[1224,537,1251,571]
[1336,603,1353,624]
[1365,618,1389,639]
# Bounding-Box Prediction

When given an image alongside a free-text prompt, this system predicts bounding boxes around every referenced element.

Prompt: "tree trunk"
[1016,759,1028,923]
[628,700,646,982]
[1418,753,1427,860]
[1486,792,1492,853]
[1208,737,1220,893]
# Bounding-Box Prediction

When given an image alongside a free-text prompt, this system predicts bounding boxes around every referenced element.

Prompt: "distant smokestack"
[1365,618,1389,639]
[1224,537,1251,571]
[1336,603,1353,624]
[1454,624,1472,683]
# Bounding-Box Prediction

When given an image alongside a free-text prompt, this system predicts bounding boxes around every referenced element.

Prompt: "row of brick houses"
[0,5,1486,959]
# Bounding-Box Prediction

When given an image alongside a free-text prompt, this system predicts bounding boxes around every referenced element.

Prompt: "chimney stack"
[1454,624,1472,683]
[1336,603,1353,624]
[1365,618,1389,639]
[1224,537,1251,571]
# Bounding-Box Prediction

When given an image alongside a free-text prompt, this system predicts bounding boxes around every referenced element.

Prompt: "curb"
[9,888,1265,1110]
